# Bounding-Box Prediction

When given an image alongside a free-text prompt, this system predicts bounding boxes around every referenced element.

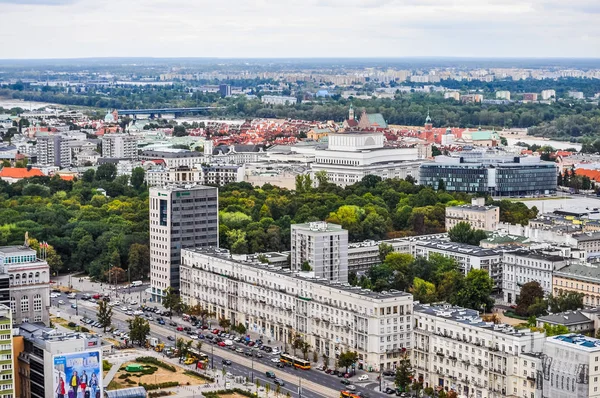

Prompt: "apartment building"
[570,232,600,252]
[445,198,500,231]
[496,91,511,100]
[261,95,298,105]
[413,239,504,289]
[553,263,600,307]
[541,90,556,101]
[413,303,544,398]
[101,134,138,159]
[291,222,348,283]
[36,134,72,167]
[522,93,538,102]
[149,185,218,302]
[502,250,568,304]
[541,334,600,398]
[0,245,50,325]
[140,149,204,168]
[180,247,413,371]
[0,305,14,398]
[145,164,245,187]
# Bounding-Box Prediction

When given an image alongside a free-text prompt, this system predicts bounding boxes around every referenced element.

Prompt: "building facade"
[0,245,50,326]
[0,305,14,398]
[420,153,558,196]
[145,164,245,188]
[553,263,600,307]
[101,134,138,159]
[180,247,413,371]
[290,222,348,283]
[445,198,500,231]
[502,250,568,304]
[149,185,218,302]
[413,303,544,398]
[36,135,71,167]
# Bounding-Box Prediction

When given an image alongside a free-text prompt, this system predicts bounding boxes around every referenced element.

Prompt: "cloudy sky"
[1,0,599,59]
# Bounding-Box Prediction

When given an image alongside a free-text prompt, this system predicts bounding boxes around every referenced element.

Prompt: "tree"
[448,222,488,245]
[196,340,203,353]
[219,318,231,331]
[97,299,113,333]
[29,238,63,275]
[378,242,394,262]
[300,261,312,272]
[128,243,150,280]
[411,278,436,303]
[176,337,192,362]
[516,281,545,316]
[131,167,145,190]
[162,287,182,319]
[322,354,329,369]
[337,351,358,373]
[173,125,188,137]
[548,291,585,313]
[265,383,271,397]
[275,383,281,397]
[315,170,328,187]
[395,354,413,392]
[543,323,570,336]
[95,163,117,182]
[453,269,494,312]
[127,316,150,346]
[105,266,126,283]
[437,178,446,191]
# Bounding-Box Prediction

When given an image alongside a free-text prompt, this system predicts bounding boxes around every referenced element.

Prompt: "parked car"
[357,375,369,381]
[384,387,395,394]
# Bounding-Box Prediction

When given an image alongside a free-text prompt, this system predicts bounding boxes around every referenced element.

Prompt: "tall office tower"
[0,244,50,325]
[291,222,348,283]
[101,134,138,159]
[149,185,218,302]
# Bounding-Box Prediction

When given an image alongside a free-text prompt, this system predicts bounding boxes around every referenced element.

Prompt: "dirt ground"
[218,394,251,398]
[109,361,207,389]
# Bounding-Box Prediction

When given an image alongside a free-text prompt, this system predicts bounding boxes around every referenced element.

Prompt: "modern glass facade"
[420,156,557,196]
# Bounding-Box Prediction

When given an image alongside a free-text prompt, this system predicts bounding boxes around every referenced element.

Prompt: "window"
[20,296,28,313]
[9,298,14,315]
[33,294,42,312]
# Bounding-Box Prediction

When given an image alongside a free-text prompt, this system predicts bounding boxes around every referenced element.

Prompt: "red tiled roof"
[58,175,75,181]
[0,167,44,179]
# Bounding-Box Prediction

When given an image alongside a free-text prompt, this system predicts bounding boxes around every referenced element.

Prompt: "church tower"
[424,108,433,131]
[348,103,355,121]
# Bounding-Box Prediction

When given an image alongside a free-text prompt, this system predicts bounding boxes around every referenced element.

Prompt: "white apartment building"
[261,95,298,105]
[445,198,500,231]
[541,89,556,101]
[311,131,425,187]
[140,149,205,168]
[149,185,218,302]
[413,239,504,289]
[444,92,460,101]
[101,134,138,159]
[0,245,50,325]
[145,164,245,187]
[36,134,72,167]
[568,91,585,100]
[291,222,348,283]
[180,247,413,371]
[502,250,568,304]
[413,303,545,398]
[496,91,511,100]
[541,334,600,398]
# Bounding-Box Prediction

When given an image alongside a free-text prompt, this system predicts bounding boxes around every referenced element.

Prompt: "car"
[222,359,232,365]
[236,348,244,353]
[133,310,143,316]
[344,373,351,378]
[325,369,332,374]
[71,303,77,309]
[233,337,241,342]
[270,357,280,363]
[177,326,184,331]
[183,327,191,332]
[145,314,153,320]
[113,300,121,306]
[92,294,102,299]
[383,370,395,377]
[244,350,253,356]
[67,293,76,299]
[198,334,205,339]
[248,341,255,347]
[384,387,395,394]
[102,297,111,302]
[396,393,409,397]
[346,385,357,391]
[273,378,285,386]
[218,342,226,347]
[224,339,233,346]
[167,336,175,341]
[276,363,285,368]
[158,319,165,325]
[225,372,233,379]
[341,379,351,385]
[255,352,263,358]
[271,349,280,355]
[126,311,133,316]
[212,329,219,334]
[357,375,369,381]
[337,372,345,378]
[169,321,177,327]
[189,334,198,340]
[52,288,61,293]
[129,300,138,305]
[200,325,209,330]
[265,371,276,378]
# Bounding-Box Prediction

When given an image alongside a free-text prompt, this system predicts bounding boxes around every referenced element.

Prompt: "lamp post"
[211,344,214,370]
[251,353,254,383]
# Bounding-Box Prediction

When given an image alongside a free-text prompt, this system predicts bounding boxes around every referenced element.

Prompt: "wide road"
[51,293,398,398]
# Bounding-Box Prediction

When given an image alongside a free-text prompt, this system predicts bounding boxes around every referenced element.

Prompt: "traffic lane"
[59,300,388,398]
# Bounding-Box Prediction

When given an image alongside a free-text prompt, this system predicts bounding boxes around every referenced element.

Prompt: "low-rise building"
[570,232,600,252]
[413,303,544,398]
[503,250,568,304]
[553,262,600,307]
[145,164,245,187]
[541,334,600,397]
[0,167,44,184]
[445,197,500,231]
[536,310,594,334]
[180,247,413,371]
[261,95,298,105]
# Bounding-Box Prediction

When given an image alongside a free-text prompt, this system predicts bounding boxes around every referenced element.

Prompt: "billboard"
[53,350,103,398]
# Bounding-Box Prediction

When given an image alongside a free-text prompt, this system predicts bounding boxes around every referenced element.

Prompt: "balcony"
[436,351,445,358]
[527,376,536,382]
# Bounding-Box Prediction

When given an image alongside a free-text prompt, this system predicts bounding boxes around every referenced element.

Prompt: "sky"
[1,0,599,59]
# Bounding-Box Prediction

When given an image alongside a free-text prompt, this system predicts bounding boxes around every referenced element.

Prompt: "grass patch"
[135,357,176,372]
[183,370,215,382]
[139,381,179,391]
[504,311,529,320]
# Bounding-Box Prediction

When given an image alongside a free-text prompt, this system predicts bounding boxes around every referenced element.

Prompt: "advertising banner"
[52,350,102,398]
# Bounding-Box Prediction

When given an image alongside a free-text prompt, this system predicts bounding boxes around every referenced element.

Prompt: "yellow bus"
[279,353,311,370]
[340,391,361,398]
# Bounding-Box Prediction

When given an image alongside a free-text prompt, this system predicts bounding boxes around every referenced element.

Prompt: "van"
[265,371,276,379]
[131,280,143,287]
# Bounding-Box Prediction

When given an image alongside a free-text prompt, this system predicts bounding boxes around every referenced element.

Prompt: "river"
[0,98,55,110]
[506,137,581,151]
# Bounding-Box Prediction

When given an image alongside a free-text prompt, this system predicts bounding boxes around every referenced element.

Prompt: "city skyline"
[1,0,600,59]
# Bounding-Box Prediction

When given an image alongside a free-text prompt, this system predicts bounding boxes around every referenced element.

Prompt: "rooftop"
[0,246,36,255]
[150,184,217,193]
[414,303,541,338]
[184,247,410,301]
[416,239,502,257]
[507,249,567,262]
[0,167,44,179]
[141,149,204,159]
[554,262,600,282]
[292,221,346,233]
[537,310,592,326]
[549,334,600,351]
[572,232,600,242]
[447,203,499,212]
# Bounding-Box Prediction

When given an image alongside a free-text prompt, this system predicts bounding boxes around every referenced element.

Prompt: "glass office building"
[420,154,557,196]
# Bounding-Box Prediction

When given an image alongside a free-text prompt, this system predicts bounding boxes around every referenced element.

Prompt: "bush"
[135,357,176,372]
[148,392,171,398]
[80,327,90,333]
[203,390,258,398]
[183,370,215,382]
[103,360,112,371]
[139,381,179,391]
[68,322,77,328]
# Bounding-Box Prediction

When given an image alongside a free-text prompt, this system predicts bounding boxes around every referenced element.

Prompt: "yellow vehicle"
[280,353,311,370]
[154,343,165,352]
[184,357,196,365]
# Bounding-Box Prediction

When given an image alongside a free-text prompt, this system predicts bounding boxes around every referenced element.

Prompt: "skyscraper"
[149,185,218,302]
[290,222,348,283]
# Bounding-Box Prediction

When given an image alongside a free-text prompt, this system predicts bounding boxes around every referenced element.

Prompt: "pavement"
[50,275,400,398]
